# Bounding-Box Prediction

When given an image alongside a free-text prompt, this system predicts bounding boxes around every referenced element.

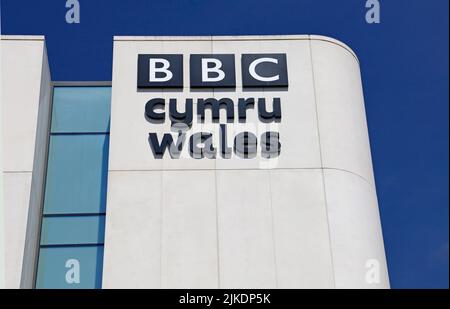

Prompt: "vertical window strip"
[35,86,111,289]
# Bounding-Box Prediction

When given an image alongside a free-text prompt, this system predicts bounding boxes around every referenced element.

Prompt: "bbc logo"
[137,54,288,89]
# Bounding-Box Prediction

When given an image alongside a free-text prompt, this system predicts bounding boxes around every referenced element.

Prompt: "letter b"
[150,59,173,82]
[190,54,236,88]
[138,54,183,88]
[202,58,225,82]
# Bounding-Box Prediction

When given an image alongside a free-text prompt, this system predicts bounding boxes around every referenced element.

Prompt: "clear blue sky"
[1,0,448,288]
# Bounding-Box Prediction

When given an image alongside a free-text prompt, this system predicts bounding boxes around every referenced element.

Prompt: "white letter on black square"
[242,54,288,88]
[138,54,183,88]
[190,54,236,88]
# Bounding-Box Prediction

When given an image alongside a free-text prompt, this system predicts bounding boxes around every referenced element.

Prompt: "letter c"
[249,58,279,82]
[145,98,165,121]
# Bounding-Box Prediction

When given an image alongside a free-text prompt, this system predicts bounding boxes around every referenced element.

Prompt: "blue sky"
[1,0,448,288]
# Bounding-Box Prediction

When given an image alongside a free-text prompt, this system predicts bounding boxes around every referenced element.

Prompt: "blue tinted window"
[44,134,109,215]
[41,216,105,246]
[36,246,104,289]
[51,87,111,133]
[37,86,110,289]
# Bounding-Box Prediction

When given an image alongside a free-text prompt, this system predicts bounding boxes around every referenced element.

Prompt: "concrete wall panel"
[324,169,390,288]
[161,170,218,288]
[216,170,276,288]
[1,36,51,288]
[270,169,334,288]
[3,173,32,288]
[102,171,162,288]
[311,39,376,185]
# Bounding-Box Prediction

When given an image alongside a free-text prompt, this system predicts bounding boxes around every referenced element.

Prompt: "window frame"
[33,81,112,289]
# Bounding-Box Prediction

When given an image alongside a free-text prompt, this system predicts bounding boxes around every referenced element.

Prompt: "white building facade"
[1,35,390,289]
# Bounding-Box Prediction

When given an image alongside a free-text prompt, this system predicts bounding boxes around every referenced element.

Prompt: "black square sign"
[137,54,183,88]
[241,54,288,88]
[190,54,236,88]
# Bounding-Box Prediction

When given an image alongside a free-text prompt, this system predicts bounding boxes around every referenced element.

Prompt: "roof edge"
[1,35,46,41]
[113,34,358,62]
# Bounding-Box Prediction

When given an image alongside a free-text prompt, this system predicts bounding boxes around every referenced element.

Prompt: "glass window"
[36,86,110,289]
[36,246,104,289]
[51,87,111,133]
[44,134,109,215]
[40,215,106,246]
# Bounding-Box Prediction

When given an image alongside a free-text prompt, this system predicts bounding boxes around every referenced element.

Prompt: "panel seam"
[159,124,164,288]
[107,167,374,188]
[262,75,278,288]
[308,36,336,288]
[211,36,222,289]
[267,170,278,288]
